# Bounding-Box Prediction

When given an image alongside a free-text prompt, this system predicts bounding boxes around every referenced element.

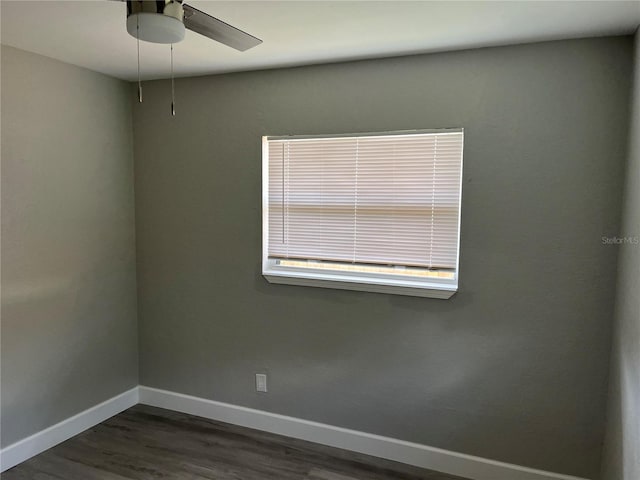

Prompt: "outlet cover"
[256,373,267,392]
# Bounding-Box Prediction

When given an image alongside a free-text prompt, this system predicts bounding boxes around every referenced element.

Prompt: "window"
[262,129,464,299]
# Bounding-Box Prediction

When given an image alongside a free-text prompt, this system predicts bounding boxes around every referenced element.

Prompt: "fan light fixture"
[126,1,185,44]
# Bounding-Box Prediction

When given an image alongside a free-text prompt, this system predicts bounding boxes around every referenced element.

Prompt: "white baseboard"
[0,385,592,480]
[138,386,590,480]
[0,387,139,472]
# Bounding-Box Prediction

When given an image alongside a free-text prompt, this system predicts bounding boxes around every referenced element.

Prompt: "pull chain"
[170,44,175,116]
[137,15,142,103]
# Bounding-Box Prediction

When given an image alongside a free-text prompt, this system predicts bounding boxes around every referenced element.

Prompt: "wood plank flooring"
[3,404,470,480]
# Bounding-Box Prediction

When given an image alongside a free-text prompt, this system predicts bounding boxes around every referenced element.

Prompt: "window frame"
[261,129,464,299]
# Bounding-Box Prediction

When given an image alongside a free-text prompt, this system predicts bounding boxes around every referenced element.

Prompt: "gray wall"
[602,29,640,480]
[133,37,632,479]
[1,46,138,447]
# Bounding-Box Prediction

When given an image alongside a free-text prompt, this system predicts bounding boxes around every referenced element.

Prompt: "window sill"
[263,270,457,299]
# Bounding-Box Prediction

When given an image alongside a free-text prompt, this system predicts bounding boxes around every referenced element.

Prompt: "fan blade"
[182,4,262,51]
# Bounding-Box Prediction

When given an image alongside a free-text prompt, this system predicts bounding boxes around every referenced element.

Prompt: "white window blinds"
[266,131,463,271]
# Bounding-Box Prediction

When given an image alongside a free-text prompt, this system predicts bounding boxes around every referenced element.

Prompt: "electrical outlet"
[256,373,268,392]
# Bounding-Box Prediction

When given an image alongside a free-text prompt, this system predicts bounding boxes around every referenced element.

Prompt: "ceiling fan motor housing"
[126,0,185,44]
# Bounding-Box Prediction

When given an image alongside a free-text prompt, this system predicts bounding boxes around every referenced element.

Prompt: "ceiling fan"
[123,0,262,113]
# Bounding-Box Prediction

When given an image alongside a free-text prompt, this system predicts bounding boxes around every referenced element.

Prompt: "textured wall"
[602,29,640,480]
[1,46,138,447]
[133,37,632,478]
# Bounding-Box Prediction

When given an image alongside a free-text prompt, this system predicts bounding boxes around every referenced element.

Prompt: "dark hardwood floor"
[3,404,470,480]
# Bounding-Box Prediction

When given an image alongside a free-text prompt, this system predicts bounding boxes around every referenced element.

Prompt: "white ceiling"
[1,0,639,81]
